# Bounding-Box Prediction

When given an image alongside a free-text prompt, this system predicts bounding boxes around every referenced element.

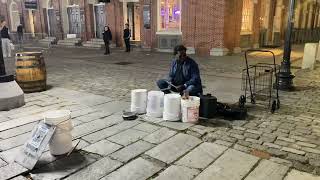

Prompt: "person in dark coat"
[157,45,203,96]
[123,23,131,52]
[17,24,23,44]
[0,20,12,58]
[103,26,112,55]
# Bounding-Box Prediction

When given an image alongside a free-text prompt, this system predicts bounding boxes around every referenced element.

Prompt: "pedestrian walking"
[0,20,12,58]
[17,24,23,48]
[123,23,131,52]
[103,25,112,55]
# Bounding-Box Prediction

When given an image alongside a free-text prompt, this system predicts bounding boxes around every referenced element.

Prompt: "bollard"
[317,41,320,62]
[302,43,318,70]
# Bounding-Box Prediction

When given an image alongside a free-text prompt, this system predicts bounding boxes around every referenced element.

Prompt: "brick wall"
[224,0,243,51]
[106,0,124,47]
[182,0,226,56]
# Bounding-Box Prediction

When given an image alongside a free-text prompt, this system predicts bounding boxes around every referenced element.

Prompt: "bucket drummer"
[157,45,203,97]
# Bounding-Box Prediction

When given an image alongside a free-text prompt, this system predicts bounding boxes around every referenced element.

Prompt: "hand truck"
[239,49,280,113]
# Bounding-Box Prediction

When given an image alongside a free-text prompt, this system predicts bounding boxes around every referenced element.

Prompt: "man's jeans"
[1,38,11,58]
[157,79,202,96]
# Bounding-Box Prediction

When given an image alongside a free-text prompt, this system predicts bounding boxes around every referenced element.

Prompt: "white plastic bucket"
[131,89,148,114]
[163,94,181,121]
[181,96,200,124]
[44,110,73,156]
[147,91,164,118]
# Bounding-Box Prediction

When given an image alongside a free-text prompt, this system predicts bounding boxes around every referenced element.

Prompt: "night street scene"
[1,0,320,179]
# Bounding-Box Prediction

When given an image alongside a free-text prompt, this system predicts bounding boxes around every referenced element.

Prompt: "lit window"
[241,0,254,34]
[158,0,181,32]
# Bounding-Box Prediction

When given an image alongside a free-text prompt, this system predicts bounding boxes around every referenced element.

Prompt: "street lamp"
[277,0,296,91]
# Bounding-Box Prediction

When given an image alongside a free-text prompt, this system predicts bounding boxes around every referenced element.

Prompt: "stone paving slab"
[43,88,113,107]
[64,157,122,180]
[0,158,7,168]
[284,169,320,180]
[244,160,290,180]
[30,152,98,180]
[101,157,163,180]
[158,122,194,131]
[145,133,202,164]
[132,122,161,133]
[194,149,259,180]
[143,127,177,144]
[154,165,200,180]
[109,140,154,163]
[0,133,30,151]
[0,162,28,180]
[83,139,122,156]
[72,116,123,138]
[175,142,228,169]
[82,120,140,143]
[0,122,37,140]
[94,101,130,114]
[107,129,149,146]
[0,114,43,132]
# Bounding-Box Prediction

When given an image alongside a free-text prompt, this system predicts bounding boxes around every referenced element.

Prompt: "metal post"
[0,34,6,76]
[277,0,295,91]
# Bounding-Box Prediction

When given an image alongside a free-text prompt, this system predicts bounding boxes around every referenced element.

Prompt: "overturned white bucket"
[44,110,73,156]
[147,91,164,118]
[163,94,181,121]
[181,96,200,124]
[131,89,148,114]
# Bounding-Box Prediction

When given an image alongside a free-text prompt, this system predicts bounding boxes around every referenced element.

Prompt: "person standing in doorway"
[123,23,131,52]
[103,25,112,55]
[17,24,23,48]
[0,20,12,58]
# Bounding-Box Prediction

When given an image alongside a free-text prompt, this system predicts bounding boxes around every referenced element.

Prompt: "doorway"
[10,2,20,31]
[126,2,141,41]
[67,5,84,36]
[47,8,57,36]
[94,3,106,39]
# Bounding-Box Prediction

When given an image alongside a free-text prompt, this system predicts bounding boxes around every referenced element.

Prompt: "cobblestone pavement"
[1,46,320,180]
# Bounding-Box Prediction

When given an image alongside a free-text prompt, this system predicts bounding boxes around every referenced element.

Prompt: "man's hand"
[176,85,185,92]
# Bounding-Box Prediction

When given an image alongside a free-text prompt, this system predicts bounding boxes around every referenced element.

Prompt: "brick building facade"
[1,0,320,56]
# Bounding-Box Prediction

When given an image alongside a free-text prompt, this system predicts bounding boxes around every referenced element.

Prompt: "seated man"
[157,45,203,96]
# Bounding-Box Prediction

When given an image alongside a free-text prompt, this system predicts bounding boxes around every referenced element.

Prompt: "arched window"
[10,2,20,31]
[241,0,254,34]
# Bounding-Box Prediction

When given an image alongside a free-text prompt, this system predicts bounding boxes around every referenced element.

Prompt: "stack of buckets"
[130,89,200,123]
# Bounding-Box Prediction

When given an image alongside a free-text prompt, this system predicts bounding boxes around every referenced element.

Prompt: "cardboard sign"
[15,122,55,170]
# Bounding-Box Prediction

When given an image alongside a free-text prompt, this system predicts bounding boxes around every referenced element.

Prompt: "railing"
[292,28,320,44]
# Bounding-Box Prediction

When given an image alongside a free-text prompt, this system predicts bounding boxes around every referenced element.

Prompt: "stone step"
[44,37,56,40]
[82,43,103,48]
[91,38,104,42]
[57,42,78,46]
[85,41,105,45]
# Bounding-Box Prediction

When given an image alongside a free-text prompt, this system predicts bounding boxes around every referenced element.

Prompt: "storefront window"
[158,0,181,32]
[143,5,151,29]
[241,0,254,34]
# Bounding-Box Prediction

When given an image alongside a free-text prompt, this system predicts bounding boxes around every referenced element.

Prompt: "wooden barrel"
[15,52,47,93]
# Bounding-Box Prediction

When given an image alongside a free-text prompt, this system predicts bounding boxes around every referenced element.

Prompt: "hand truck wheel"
[239,95,246,108]
[271,100,277,113]
[277,99,280,109]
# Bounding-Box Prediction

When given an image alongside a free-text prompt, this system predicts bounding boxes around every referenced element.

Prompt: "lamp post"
[277,0,295,91]
[0,35,5,76]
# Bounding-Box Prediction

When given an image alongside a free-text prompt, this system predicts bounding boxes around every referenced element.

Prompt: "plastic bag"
[10,43,15,50]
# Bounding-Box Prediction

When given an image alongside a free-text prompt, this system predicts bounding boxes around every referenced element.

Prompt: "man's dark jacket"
[168,57,203,92]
